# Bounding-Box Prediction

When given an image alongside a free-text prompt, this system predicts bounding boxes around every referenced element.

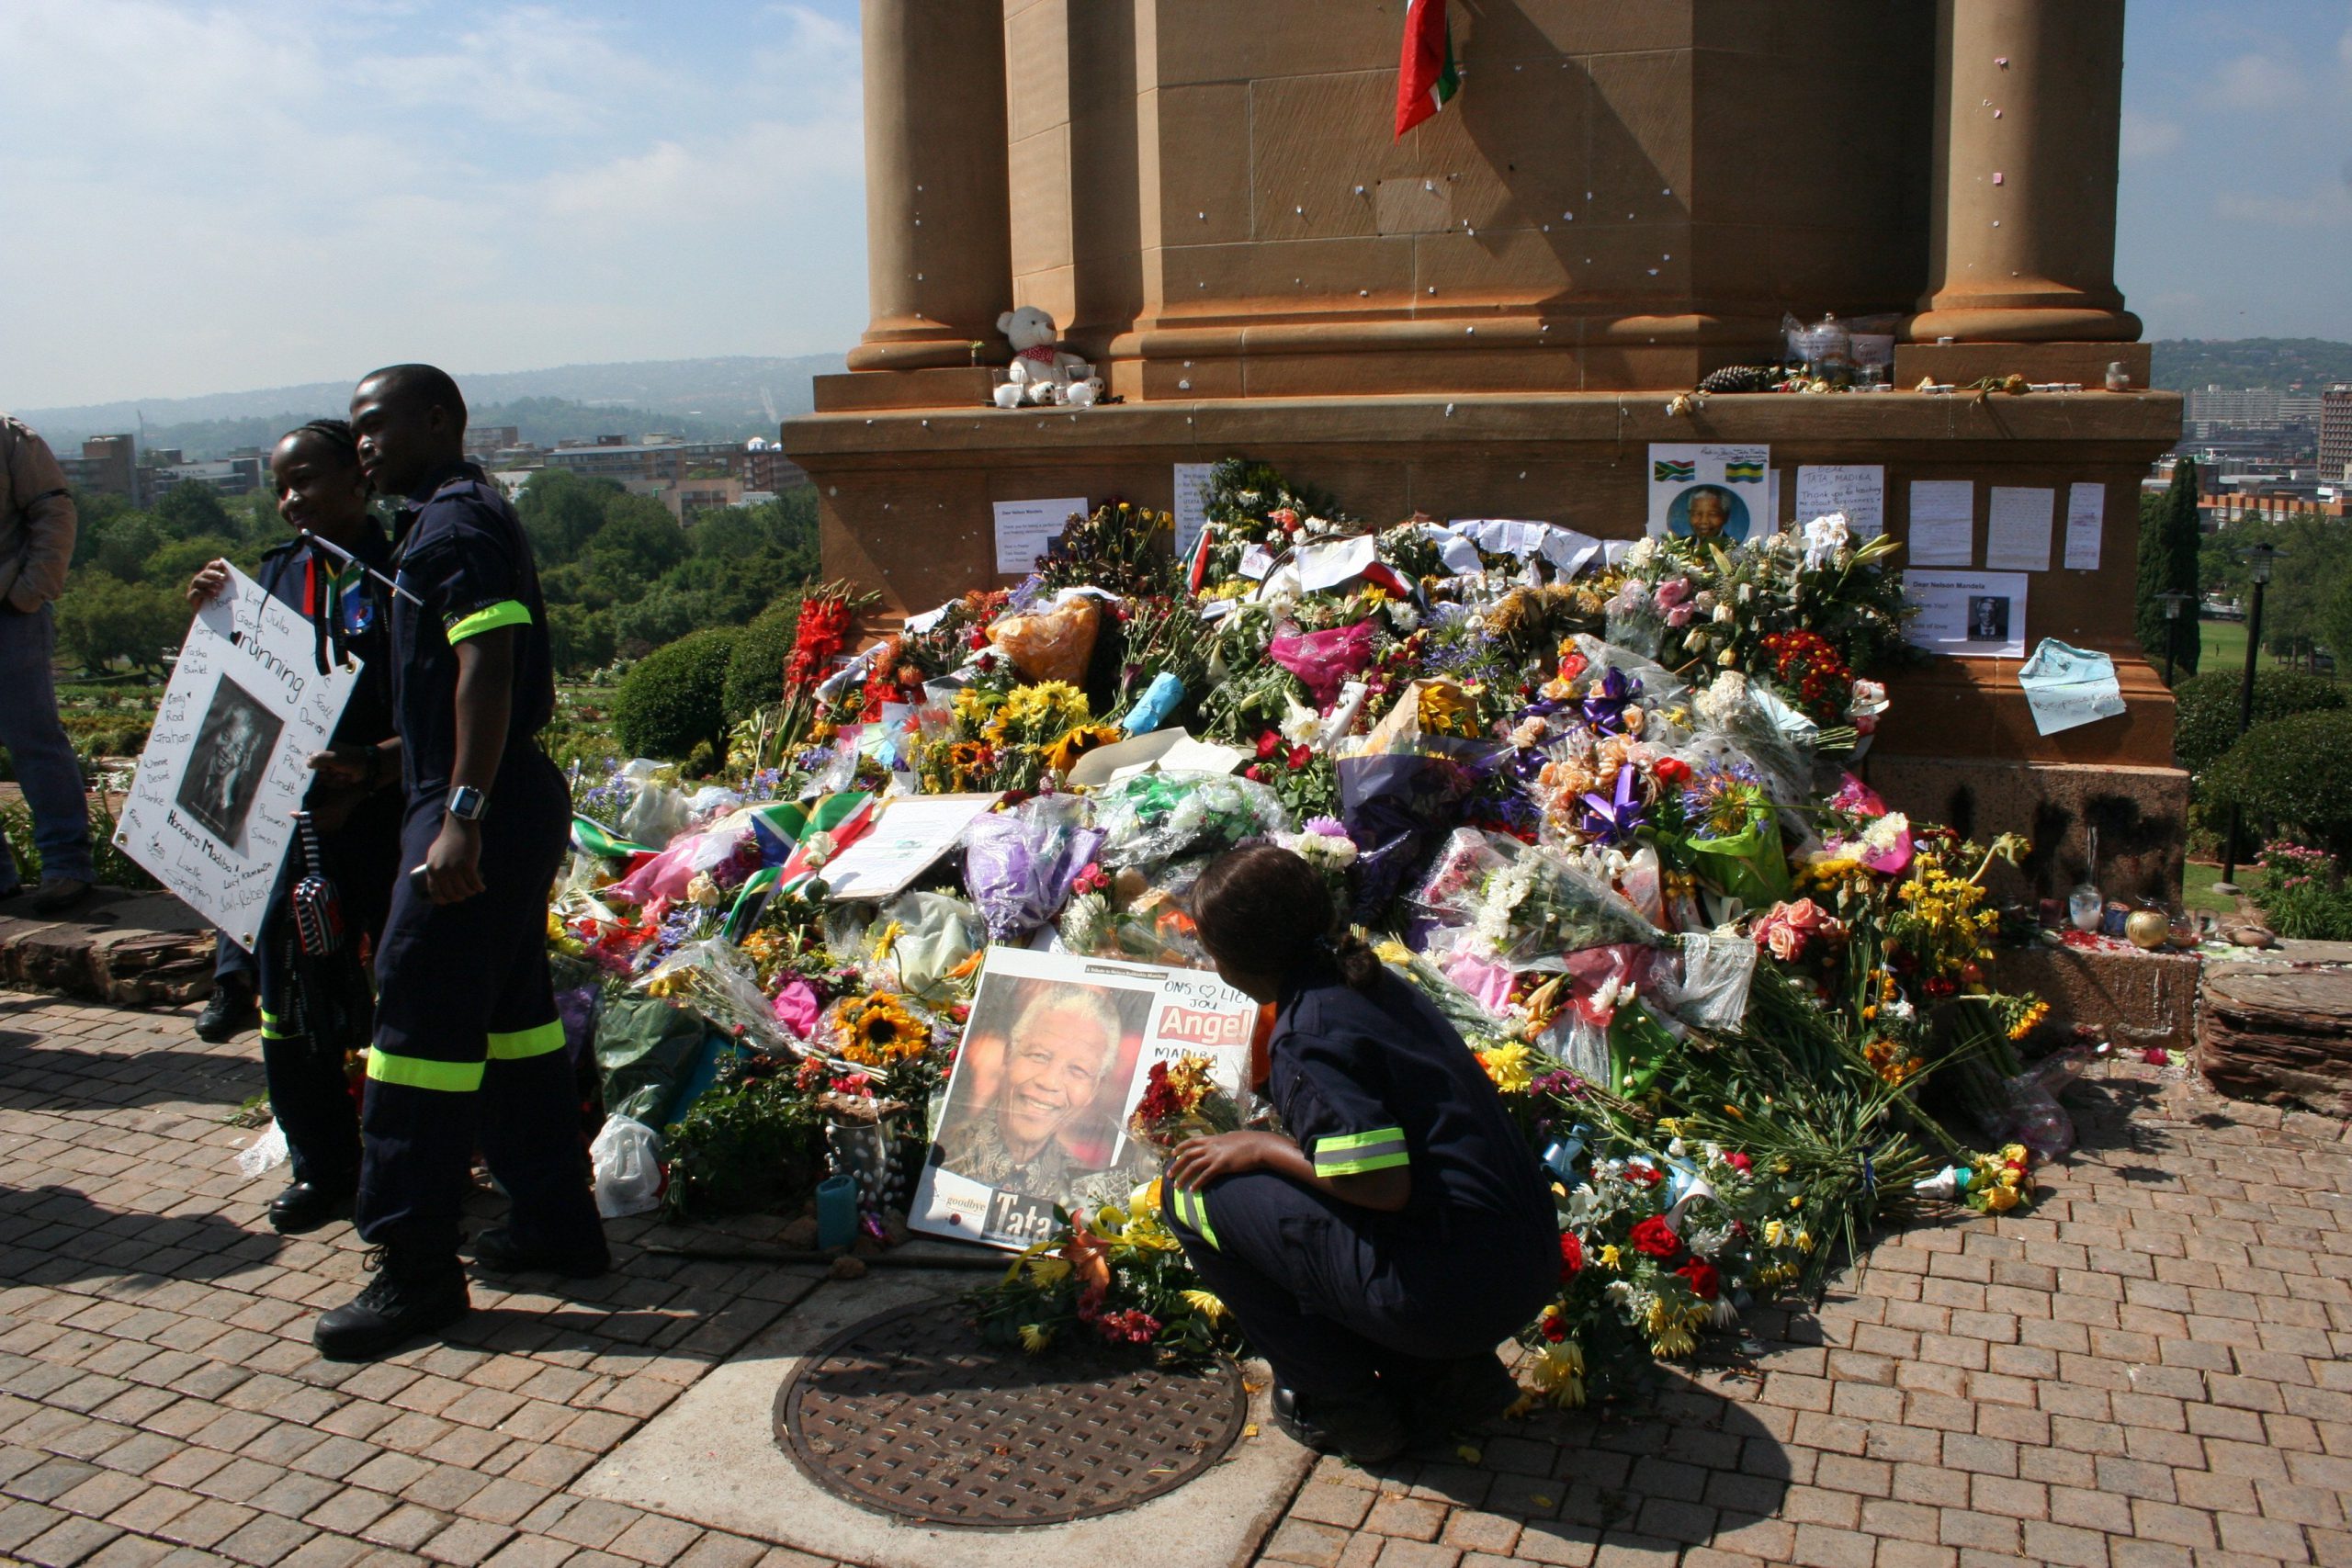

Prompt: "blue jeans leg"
[0,604,93,885]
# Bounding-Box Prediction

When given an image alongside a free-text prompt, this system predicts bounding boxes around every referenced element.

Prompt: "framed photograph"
[910,948,1259,1249]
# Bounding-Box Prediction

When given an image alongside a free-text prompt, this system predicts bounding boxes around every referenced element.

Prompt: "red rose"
[1286,744,1313,771]
[1540,1311,1567,1343]
[1558,1233,1583,1280]
[1243,764,1264,783]
[1626,1162,1663,1188]
[1256,731,1282,760]
[1630,1215,1681,1258]
[1675,1258,1721,1301]
[1724,1151,1753,1175]
[1652,756,1691,787]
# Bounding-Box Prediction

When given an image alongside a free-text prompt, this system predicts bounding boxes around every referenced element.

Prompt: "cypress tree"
[2137,457,2200,681]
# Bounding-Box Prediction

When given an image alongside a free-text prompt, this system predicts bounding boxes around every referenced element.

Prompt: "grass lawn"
[2191,616,2336,682]
[2183,860,2242,917]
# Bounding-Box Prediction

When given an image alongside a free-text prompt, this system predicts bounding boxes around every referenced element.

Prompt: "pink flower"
[771,979,821,1038]
[1755,898,1841,964]
[1654,577,1692,610]
[1664,604,1694,628]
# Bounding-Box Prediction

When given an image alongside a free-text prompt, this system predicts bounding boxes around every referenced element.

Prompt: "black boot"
[268,1180,355,1235]
[469,1225,610,1280]
[1271,1384,1407,1464]
[313,1248,469,1361]
[193,981,259,1043]
[1399,1352,1521,1438]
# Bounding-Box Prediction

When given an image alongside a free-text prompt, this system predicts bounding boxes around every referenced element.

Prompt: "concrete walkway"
[3,991,2350,1568]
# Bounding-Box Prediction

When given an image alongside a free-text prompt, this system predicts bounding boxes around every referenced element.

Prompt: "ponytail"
[1329,928,1384,993]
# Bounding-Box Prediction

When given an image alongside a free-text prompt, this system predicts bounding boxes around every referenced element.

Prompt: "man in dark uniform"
[312,366,605,1362]
[187,419,403,1231]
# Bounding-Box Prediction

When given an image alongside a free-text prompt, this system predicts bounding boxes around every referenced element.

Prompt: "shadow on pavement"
[0,1183,282,1286]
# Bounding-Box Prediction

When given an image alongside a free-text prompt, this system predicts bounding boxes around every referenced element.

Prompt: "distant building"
[545,440,746,483]
[743,446,807,491]
[58,434,137,500]
[620,475,744,521]
[2321,385,2352,483]
[144,456,263,501]
[464,424,519,458]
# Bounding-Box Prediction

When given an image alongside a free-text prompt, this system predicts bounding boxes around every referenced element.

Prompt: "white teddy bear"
[994,306,1102,408]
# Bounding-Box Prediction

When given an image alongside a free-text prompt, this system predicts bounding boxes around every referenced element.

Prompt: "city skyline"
[4,0,2347,411]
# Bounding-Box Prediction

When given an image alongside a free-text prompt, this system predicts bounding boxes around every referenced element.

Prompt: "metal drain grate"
[774,1301,1247,1527]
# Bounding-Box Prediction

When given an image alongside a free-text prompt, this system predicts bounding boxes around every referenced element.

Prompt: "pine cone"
[1696,364,1785,394]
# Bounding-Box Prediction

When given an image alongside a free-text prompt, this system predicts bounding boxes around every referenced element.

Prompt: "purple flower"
[1580,667,1641,734]
[1579,765,1647,844]
[1303,816,1351,838]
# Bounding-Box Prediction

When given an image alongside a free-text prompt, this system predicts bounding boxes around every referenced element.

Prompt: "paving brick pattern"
[5,990,2350,1568]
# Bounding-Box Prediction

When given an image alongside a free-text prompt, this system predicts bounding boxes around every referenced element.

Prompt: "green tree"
[721,595,806,725]
[91,513,165,582]
[516,469,622,564]
[55,575,187,674]
[2135,459,2201,682]
[612,626,742,762]
[154,480,236,541]
[582,500,689,587]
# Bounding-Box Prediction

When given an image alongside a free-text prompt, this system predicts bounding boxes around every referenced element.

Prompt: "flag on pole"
[1394,0,1459,139]
[1185,523,1216,594]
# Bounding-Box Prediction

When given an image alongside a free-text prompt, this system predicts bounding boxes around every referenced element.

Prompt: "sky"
[2,0,2347,411]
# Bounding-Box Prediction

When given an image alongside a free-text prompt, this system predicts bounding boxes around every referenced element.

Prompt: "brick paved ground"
[5,990,2351,1568]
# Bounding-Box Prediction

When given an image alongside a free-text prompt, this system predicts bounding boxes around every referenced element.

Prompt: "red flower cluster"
[1651,756,1691,787]
[1130,1061,1186,1126]
[1629,1215,1681,1258]
[1675,1258,1720,1301]
[786,596,856,689]
[1558,1232,1584,1280]
[1759,630,1852,724]
[1724,1151,1754,1175]
[1091,1308,1161,1346]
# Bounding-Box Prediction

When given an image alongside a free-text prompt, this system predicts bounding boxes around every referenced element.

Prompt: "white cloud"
[2215,184,2352,228]
[2120,110,2184,160]
[2204,51,2307,109]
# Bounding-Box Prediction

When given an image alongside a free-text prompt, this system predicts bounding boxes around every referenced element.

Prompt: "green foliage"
[2202,515,2352,671]
[661,1071,825,1217]
[2202,710,2352,861]
[55,576,187,674]
[613,626,741,764]
[2172,665,2347,775]
[721,595,806,726]
[2250,842,2352,942]
[0,779,161,892]
[516,469,623,562]
[154,481,236,541]
[2134,461,2201,681]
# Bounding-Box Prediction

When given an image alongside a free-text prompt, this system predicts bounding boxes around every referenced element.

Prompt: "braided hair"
[275,418,369,676]
[1193,843,1384,994]
[283,417,361,470]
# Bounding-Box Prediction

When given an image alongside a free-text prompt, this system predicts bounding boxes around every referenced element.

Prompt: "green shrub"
[2173,666,2346,776]
[611,626,741,763]
[721,594,805,726]
[2251,841,2352,941]
[2203,709,2352,861]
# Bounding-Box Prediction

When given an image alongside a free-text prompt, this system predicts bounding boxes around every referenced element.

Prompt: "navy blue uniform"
[1164,962,1556,1401]
[357,462,597,1262]
[225,530,403,1191]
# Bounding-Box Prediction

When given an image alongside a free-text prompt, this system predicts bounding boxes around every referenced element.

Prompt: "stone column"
[1910,0,2141,344]
[845,0,1014,371]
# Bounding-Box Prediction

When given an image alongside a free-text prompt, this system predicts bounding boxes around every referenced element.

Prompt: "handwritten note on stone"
[116,567,358,947]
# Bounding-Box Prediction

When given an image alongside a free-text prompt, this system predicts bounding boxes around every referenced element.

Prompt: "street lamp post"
[2155,591,2196,687]
[2214,540,2279,895]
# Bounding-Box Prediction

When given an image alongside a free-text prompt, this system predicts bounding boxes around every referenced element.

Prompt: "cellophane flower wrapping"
[1266,622,1375,707]
[1414,828,1662,974]
[989,590,1103,685]
[1091,770,1289,871]
[962,794,1102,943]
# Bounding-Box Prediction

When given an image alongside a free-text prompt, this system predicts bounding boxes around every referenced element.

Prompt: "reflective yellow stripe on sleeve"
[1172,1183,1219,1250]
[486,1021,566,1061]
[258,1007,297,1042]
[366,1049,485,1092]
[445,600,532,642]
[1313,1125,1410,1177]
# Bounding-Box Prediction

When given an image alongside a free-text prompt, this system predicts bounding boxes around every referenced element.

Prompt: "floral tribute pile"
[552,458,2093,1402]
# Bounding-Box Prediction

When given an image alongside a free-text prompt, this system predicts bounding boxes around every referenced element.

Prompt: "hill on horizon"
[2149,337,2352,392]
[20,354,845,454]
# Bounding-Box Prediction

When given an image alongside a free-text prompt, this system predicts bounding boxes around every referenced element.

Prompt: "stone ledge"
[2198,961,2352,1119]
[0,887,216,1007]
[1993,939,2199,1055]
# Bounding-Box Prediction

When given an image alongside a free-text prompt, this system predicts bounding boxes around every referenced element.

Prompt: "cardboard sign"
[116,567,359,947]
[910,948,1258,1249]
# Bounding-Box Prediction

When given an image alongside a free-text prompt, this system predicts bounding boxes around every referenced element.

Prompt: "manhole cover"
[773,1301,1247,1528]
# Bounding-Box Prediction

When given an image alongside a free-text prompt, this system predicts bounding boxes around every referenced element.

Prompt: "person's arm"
[8,431,76,611]
[421,626,515,905]
[1169,1130,1411,1212]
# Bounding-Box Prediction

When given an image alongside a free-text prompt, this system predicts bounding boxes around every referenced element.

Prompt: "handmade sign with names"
[116,566,358,947]
[910,947,1258,1250]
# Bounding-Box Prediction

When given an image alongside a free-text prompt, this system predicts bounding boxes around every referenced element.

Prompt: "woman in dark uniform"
[1164,844,1557,1462]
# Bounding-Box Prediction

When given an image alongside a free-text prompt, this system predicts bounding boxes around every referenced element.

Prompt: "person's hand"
[424,818,484,905]
[185,558,231,610]
[307,744,377,789]
[1168,1130,1285,1191]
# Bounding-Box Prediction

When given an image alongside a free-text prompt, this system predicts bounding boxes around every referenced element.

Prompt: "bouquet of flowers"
[966,1183,1242,1367]
[1125,1053,1246,1156]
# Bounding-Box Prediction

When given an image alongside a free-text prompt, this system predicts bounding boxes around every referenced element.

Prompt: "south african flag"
[1654,458,1695,483]
[1724,460,1766,483]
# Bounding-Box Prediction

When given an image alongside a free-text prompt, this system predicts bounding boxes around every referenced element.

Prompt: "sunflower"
[837,991,929,1066]
[1416,680,1482,738]
[1041,723,1123,776]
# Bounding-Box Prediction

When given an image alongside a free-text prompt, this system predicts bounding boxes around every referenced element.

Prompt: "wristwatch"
[446,784,489,822]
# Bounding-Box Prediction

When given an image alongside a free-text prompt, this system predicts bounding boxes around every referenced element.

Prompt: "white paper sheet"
[1647,444,1773,544]
[1295,535,1379,592]
[1906,480,1976,567]
[2064,482,2106,571]
[1065,728,1247,787]
[1238,544,1274,580]
[991,497,1087,574]
[117,567,359,947]
[1902,570,2029,659]
[1984,487,2054,572]
[1795,465,1885,539]
[820,793,1002,901]
[1171,463,1216,561]
[2017,639,2126,735]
